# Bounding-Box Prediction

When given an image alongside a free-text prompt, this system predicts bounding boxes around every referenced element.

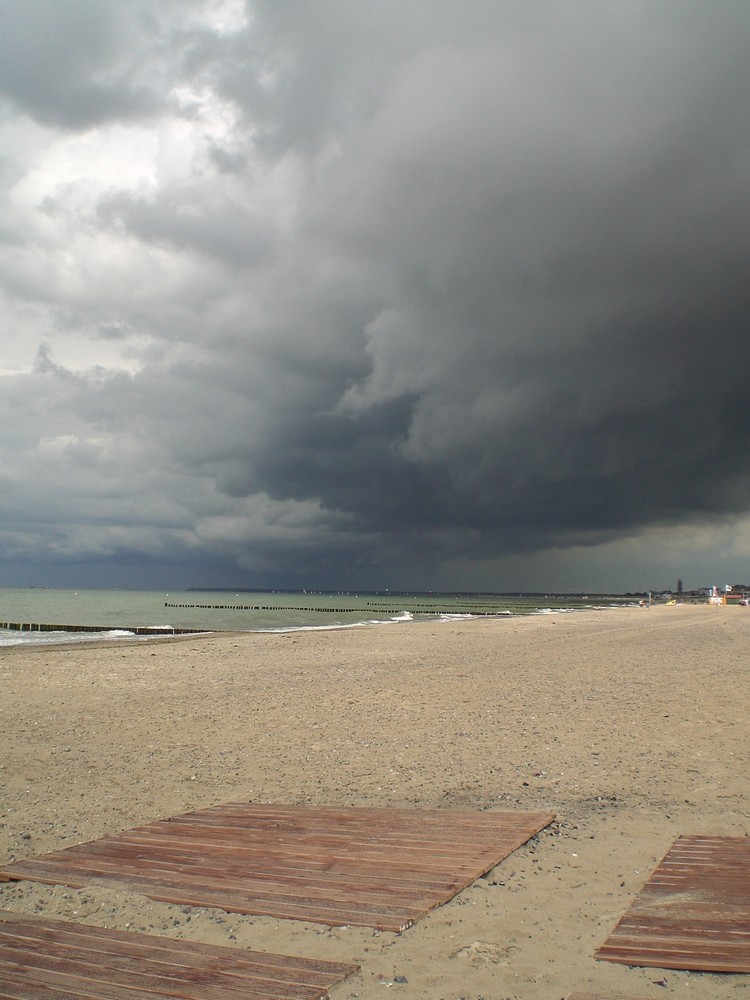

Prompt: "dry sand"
[0,604,748,999]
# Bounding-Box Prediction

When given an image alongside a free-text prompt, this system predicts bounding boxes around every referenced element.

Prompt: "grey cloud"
[217,0,548,156]
[97,189,276,266]
[0,0,158,127]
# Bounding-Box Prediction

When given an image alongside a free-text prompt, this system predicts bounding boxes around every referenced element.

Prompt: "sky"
[1,0,750,594]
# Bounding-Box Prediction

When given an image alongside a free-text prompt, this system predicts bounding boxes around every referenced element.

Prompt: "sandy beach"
[1,604,748,999]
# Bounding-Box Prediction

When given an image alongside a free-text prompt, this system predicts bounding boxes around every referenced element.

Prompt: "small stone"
[394,975,408,983]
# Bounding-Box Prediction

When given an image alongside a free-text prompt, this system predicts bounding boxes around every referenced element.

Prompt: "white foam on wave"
[0,628,160,647]
[253,610,415,634]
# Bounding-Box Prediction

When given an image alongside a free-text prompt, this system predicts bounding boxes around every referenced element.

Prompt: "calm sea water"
[0,588,633,647]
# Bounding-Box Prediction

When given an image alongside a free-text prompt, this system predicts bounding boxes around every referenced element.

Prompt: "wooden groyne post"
[0,622,210,636]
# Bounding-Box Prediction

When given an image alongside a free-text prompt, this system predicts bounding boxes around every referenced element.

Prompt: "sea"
[0,587,636,648]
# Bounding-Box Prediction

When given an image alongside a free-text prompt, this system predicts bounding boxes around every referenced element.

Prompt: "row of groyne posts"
[163,602,509,615]
[0,602,520,635]
[0,621,209,635]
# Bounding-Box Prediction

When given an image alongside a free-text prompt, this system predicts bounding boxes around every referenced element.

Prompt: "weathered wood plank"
[596,834,750,973]
[0,914,357,1000]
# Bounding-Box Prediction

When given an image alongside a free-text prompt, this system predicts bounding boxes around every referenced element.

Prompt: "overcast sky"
[1,0,749,593]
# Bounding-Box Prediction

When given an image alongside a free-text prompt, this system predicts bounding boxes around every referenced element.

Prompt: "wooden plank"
[0,913,353,977]
[12,832,480,876]
[0,913,357,1000]
[596,834,750,973]
[55,840,462,890]
[4,853,449,905]
[0,804,553,931]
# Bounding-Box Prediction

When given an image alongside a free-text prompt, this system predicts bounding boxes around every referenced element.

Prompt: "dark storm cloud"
[2,0,750,588]
[210,1,750,561]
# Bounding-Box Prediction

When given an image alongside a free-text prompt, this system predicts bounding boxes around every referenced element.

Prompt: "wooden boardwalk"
[0,803,554,932]
[597,834,750,972]
[0,912,357,1000]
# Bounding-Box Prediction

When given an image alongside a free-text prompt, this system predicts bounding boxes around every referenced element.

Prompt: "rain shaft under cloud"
[2,0,750,592]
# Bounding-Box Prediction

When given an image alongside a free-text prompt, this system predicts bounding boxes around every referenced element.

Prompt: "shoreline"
[0,600,643,651]
[0,588,644,645]
[1,605,748,998]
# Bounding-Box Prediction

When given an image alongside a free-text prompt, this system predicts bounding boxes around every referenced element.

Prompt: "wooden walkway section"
[0,912,357,1000]
[596,834,750,972]
[0,803,553,932]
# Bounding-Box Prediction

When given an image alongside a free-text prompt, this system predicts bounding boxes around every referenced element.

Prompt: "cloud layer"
[2,0,750,591]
